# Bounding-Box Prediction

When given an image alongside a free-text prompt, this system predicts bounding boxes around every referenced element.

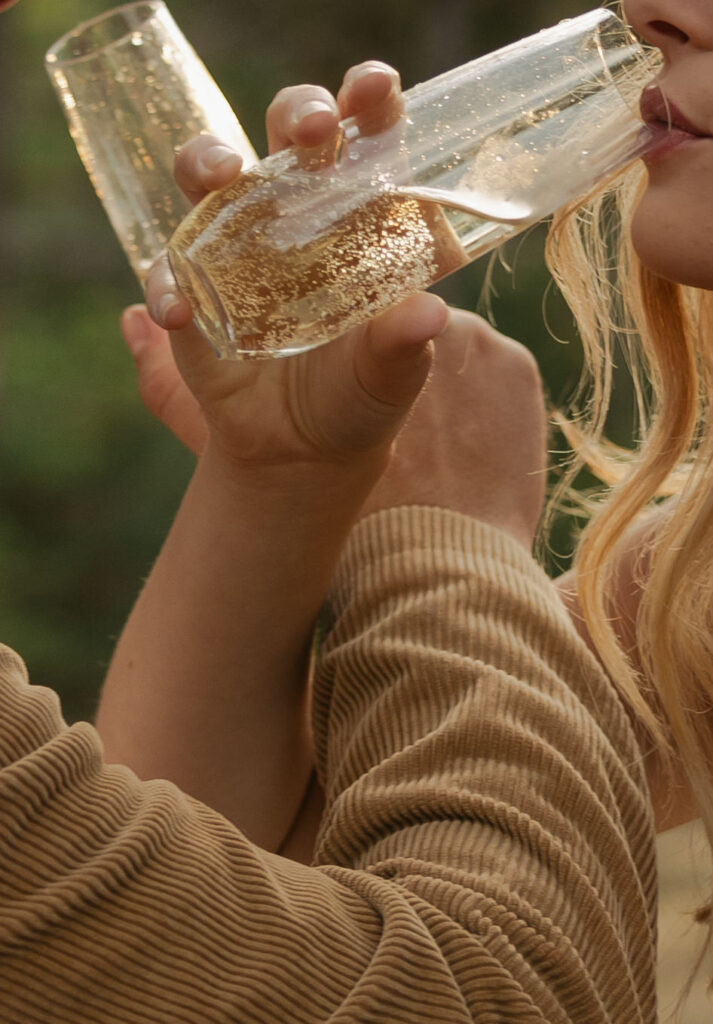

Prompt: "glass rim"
[45,0,167,67]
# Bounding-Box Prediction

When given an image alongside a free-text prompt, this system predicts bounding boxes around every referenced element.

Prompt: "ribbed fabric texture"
[0,508,657,1022]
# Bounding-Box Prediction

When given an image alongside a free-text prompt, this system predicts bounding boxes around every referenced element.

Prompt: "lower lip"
[642,123,709,165]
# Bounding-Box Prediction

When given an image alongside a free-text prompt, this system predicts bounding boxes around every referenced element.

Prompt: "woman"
[0,4,680,1024]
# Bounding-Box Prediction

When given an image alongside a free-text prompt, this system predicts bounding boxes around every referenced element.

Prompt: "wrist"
[198,432,390,526]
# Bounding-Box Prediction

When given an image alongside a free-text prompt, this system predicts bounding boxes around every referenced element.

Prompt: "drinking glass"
[45,1,257,283]
[167,8,651,360]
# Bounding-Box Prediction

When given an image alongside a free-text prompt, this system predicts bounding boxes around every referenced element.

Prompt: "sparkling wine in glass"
[168,8,651,359]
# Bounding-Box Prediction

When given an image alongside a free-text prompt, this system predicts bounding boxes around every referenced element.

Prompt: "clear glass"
[168,8,651,360]
[45,1,257,283]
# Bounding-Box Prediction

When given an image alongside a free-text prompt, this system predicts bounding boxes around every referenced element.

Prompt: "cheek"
[631,171,713,290]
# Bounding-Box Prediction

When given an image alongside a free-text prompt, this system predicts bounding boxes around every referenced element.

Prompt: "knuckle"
[268,84,331,116]
[506,348,545,416]
[266,86,294,115]
[458,314,544,402]
[477,322,540,381]
[173,135,202,168]
[173,134,223,178]
[509,339,540,378]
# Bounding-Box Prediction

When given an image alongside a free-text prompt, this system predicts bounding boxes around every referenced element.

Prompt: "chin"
[631,194,713,292]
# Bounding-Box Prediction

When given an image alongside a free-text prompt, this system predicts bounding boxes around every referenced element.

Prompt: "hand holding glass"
[167,8,650,360]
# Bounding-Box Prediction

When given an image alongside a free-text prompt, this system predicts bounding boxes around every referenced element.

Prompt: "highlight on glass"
[46,0,257,284]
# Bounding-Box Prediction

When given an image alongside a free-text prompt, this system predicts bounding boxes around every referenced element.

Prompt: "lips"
[639,84,707,138]
[637,83,711,164]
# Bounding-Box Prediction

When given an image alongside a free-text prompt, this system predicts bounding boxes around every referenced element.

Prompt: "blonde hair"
[545,151,713,994]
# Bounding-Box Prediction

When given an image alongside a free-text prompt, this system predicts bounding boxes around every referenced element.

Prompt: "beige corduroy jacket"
[0,509,657,1023]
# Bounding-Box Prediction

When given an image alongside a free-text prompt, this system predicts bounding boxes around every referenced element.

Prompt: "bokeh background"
[0,1,711,1018]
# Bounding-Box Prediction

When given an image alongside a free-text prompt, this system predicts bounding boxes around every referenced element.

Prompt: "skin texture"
[625,0,713,287]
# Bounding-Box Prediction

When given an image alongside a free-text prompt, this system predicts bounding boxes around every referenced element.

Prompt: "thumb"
[355,292,448,410]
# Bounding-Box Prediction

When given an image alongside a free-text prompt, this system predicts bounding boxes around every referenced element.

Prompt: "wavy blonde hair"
[545,146,713,995]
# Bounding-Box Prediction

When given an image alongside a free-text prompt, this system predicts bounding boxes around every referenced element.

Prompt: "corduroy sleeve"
[311,508,658,1023]
[0,507,657,1023]
[0,644,387,1023]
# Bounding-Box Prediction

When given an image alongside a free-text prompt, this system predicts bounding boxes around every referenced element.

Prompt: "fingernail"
[344,62,395,88]
[158,292,182,327]
[122,307,149,357]
[290,99,337,126]
[197,144,242,177]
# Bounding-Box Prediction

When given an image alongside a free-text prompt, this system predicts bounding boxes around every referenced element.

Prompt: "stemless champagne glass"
[168,8,652,360]
[45,0,257,284]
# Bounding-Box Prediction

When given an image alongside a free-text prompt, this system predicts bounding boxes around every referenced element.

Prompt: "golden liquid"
[169,170,473,358]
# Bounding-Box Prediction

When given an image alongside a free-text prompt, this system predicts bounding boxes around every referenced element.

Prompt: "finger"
[173,134,243,205]
[266,84,340,154]
[144,253,193,331]
[336,62,404,136]
[355,292,449,409]
[120,305,208,455]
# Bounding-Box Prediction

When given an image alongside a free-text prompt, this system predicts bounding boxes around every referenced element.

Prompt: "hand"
[129,63,448,490]
[121,304,208,455]
[360,308,548,550]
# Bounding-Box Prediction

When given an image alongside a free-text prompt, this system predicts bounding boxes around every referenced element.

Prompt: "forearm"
[96,441,382,850]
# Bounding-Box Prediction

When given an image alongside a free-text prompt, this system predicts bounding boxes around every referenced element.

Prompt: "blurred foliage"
[1,0,630,723]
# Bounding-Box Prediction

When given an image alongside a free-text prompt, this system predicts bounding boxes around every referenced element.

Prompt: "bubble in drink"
[169,169,474,358]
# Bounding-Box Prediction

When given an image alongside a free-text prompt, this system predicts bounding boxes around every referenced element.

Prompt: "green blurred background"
[1,0,600,725]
